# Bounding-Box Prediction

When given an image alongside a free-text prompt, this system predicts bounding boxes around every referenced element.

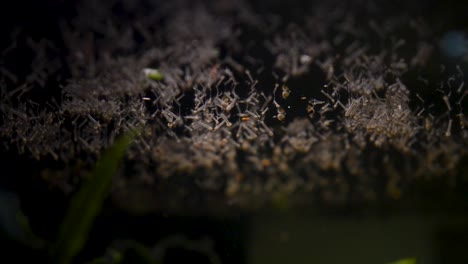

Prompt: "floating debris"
[143,68,164,81]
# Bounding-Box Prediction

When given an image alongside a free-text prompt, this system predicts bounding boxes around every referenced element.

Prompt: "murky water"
[1,0,467,263]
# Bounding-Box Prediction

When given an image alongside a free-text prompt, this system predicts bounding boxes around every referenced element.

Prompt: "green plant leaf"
[387,257,416,264]
[85,240,157,264]
[50,132,136,264]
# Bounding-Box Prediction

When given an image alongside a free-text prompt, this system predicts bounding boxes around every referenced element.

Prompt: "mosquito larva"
[282,85,290,99]
[416,108,425,117]
[259,121,274,136]
[214,120,226,131]
[87,114,101,129]
[220,113,232,127]
[226,98,237,112]
[443,95,451,111]
[276,110,286,121]
[273,99,286,121]
[424,116,432,131]
[445,119,453,137]
[457,113,466,129]
[245,70,254,84]
[321,90,335,102]
[458,91,467,105]
[198,121,213,131]
[457,81,464,94]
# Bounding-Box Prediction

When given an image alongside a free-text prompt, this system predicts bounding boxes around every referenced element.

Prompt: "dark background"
[0,0,467,263]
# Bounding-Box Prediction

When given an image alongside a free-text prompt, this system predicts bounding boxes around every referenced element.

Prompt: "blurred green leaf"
[87,258,107,264]
[387,258,416,264]
[120,242,155,264]
[50,132,136,264]
[86,240,157,264]
[0,190,45,249]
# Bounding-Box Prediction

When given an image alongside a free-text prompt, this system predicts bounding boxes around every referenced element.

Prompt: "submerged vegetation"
[51,132,136,264]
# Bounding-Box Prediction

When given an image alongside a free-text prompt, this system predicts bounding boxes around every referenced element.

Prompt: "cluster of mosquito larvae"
[1,0,467,208]
[150,70,276,143]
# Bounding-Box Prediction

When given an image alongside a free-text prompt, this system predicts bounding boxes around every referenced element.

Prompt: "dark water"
[250,210,468,264]
[1,0,468,263]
